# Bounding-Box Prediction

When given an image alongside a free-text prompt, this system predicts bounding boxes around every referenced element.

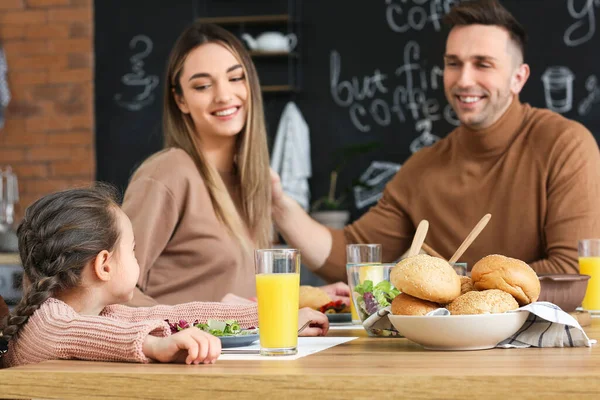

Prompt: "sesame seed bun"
[447,289,519,315]
[390,254,461,303]
[391,292,441,315]
[460,276,476,295]
[471,254,540,305]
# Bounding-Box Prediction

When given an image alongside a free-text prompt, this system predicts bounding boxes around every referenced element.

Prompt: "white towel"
[270,102,311,210]
[498,302,595,348]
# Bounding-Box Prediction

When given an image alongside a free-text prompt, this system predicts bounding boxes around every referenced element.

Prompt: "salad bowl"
[347,263,401,337]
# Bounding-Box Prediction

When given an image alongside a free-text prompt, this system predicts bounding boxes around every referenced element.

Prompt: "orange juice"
[349,297,360,322]
[579,256,600,310]
[256,273,300,350]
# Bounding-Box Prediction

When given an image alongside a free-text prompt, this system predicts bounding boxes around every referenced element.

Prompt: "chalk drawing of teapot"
[241,32,297,53]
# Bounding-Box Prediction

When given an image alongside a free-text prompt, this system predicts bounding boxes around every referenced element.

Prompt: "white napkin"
[364,302,596,348]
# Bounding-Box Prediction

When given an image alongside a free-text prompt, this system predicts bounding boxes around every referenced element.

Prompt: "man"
[271,0,600,281]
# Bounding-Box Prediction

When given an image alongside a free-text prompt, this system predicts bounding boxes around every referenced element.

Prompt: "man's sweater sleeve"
[103,302,259,329]
[531,124,600,274]
[317,171,416,282]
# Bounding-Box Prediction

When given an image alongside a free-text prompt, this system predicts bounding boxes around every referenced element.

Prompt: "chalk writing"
[564,0,600,47]
[578,75,600,115]
[410,119,441,153]
[329,41,457,135]
[114,35,159,111]
[385,0,462,33]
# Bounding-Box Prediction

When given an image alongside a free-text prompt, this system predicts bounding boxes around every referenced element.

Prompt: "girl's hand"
[298,307,329,337]
[143,328,221,365]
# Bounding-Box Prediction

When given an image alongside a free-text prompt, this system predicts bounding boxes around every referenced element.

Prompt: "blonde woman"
[122,22,349,307]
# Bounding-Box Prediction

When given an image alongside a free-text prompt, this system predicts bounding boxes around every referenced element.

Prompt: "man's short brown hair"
[443,0,527,62]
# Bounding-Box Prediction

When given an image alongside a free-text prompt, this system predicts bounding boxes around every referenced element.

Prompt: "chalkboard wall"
[95,0,600,218]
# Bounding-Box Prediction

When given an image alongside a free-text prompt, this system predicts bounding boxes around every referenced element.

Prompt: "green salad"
[195,320,258,336]
[354,280,400,317]
[166,319,258,336]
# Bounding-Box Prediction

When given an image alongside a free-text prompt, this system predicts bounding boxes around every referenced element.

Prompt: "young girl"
[121,21,349,307]
[0,185,327,368]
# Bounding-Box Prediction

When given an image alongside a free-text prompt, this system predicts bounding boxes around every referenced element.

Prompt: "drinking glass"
[255,248,300,356]
[579,239,600,311]
[346,244,382,324]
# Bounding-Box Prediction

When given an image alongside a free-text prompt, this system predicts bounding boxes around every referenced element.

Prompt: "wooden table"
[1,320,599,400]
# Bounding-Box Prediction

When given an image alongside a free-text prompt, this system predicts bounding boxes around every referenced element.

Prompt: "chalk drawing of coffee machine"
[114,35,159,111]
[542,66,574,114]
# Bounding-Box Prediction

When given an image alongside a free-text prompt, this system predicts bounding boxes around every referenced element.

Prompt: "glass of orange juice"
[346,244,382,324]
[579,239,600,311]
[255,248,300,356]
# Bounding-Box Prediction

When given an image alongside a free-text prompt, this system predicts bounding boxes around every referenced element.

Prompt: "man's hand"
[320,282,351,306]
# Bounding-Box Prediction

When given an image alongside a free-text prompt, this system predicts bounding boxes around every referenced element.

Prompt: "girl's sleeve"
[103,302,259,328]
[37,312,171,364]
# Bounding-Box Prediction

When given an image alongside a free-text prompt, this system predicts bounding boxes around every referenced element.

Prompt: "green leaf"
[373,289,390,307]
[194,322,208,330]
[354,280,373,295]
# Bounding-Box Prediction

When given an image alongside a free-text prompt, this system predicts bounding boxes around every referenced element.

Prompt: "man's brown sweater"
[321,98,600,282]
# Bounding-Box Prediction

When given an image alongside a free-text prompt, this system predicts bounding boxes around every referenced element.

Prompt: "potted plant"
[310,142,379,229]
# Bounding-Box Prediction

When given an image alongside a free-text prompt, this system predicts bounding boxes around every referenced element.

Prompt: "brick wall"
[0,0,94,221]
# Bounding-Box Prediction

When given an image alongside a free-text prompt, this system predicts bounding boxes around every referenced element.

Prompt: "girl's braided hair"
[0,184,120,344]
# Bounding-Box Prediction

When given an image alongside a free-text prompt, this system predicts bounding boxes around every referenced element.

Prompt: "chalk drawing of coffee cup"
[541,66,574,113]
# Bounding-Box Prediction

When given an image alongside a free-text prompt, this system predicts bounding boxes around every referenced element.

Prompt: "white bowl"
[388,312,529,350]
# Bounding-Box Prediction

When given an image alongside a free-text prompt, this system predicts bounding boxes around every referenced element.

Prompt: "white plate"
[388,312,529,351]
[327,313,352,323]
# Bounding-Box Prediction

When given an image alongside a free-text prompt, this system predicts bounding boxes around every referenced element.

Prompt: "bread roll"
[448,289,519,315]
[391,293,440,315]
[299,286,330,309]
[460,276,475,295]
[471,254,540,305]
[390,254,461,303]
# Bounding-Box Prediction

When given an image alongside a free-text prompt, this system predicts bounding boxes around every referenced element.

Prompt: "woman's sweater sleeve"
[103,302,259,328]
[122,175,179,303]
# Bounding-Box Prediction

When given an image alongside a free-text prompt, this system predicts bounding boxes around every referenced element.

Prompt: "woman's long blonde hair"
[163,22,271,250]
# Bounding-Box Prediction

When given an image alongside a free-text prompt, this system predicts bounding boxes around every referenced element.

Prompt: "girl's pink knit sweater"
[2,298,258,367]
